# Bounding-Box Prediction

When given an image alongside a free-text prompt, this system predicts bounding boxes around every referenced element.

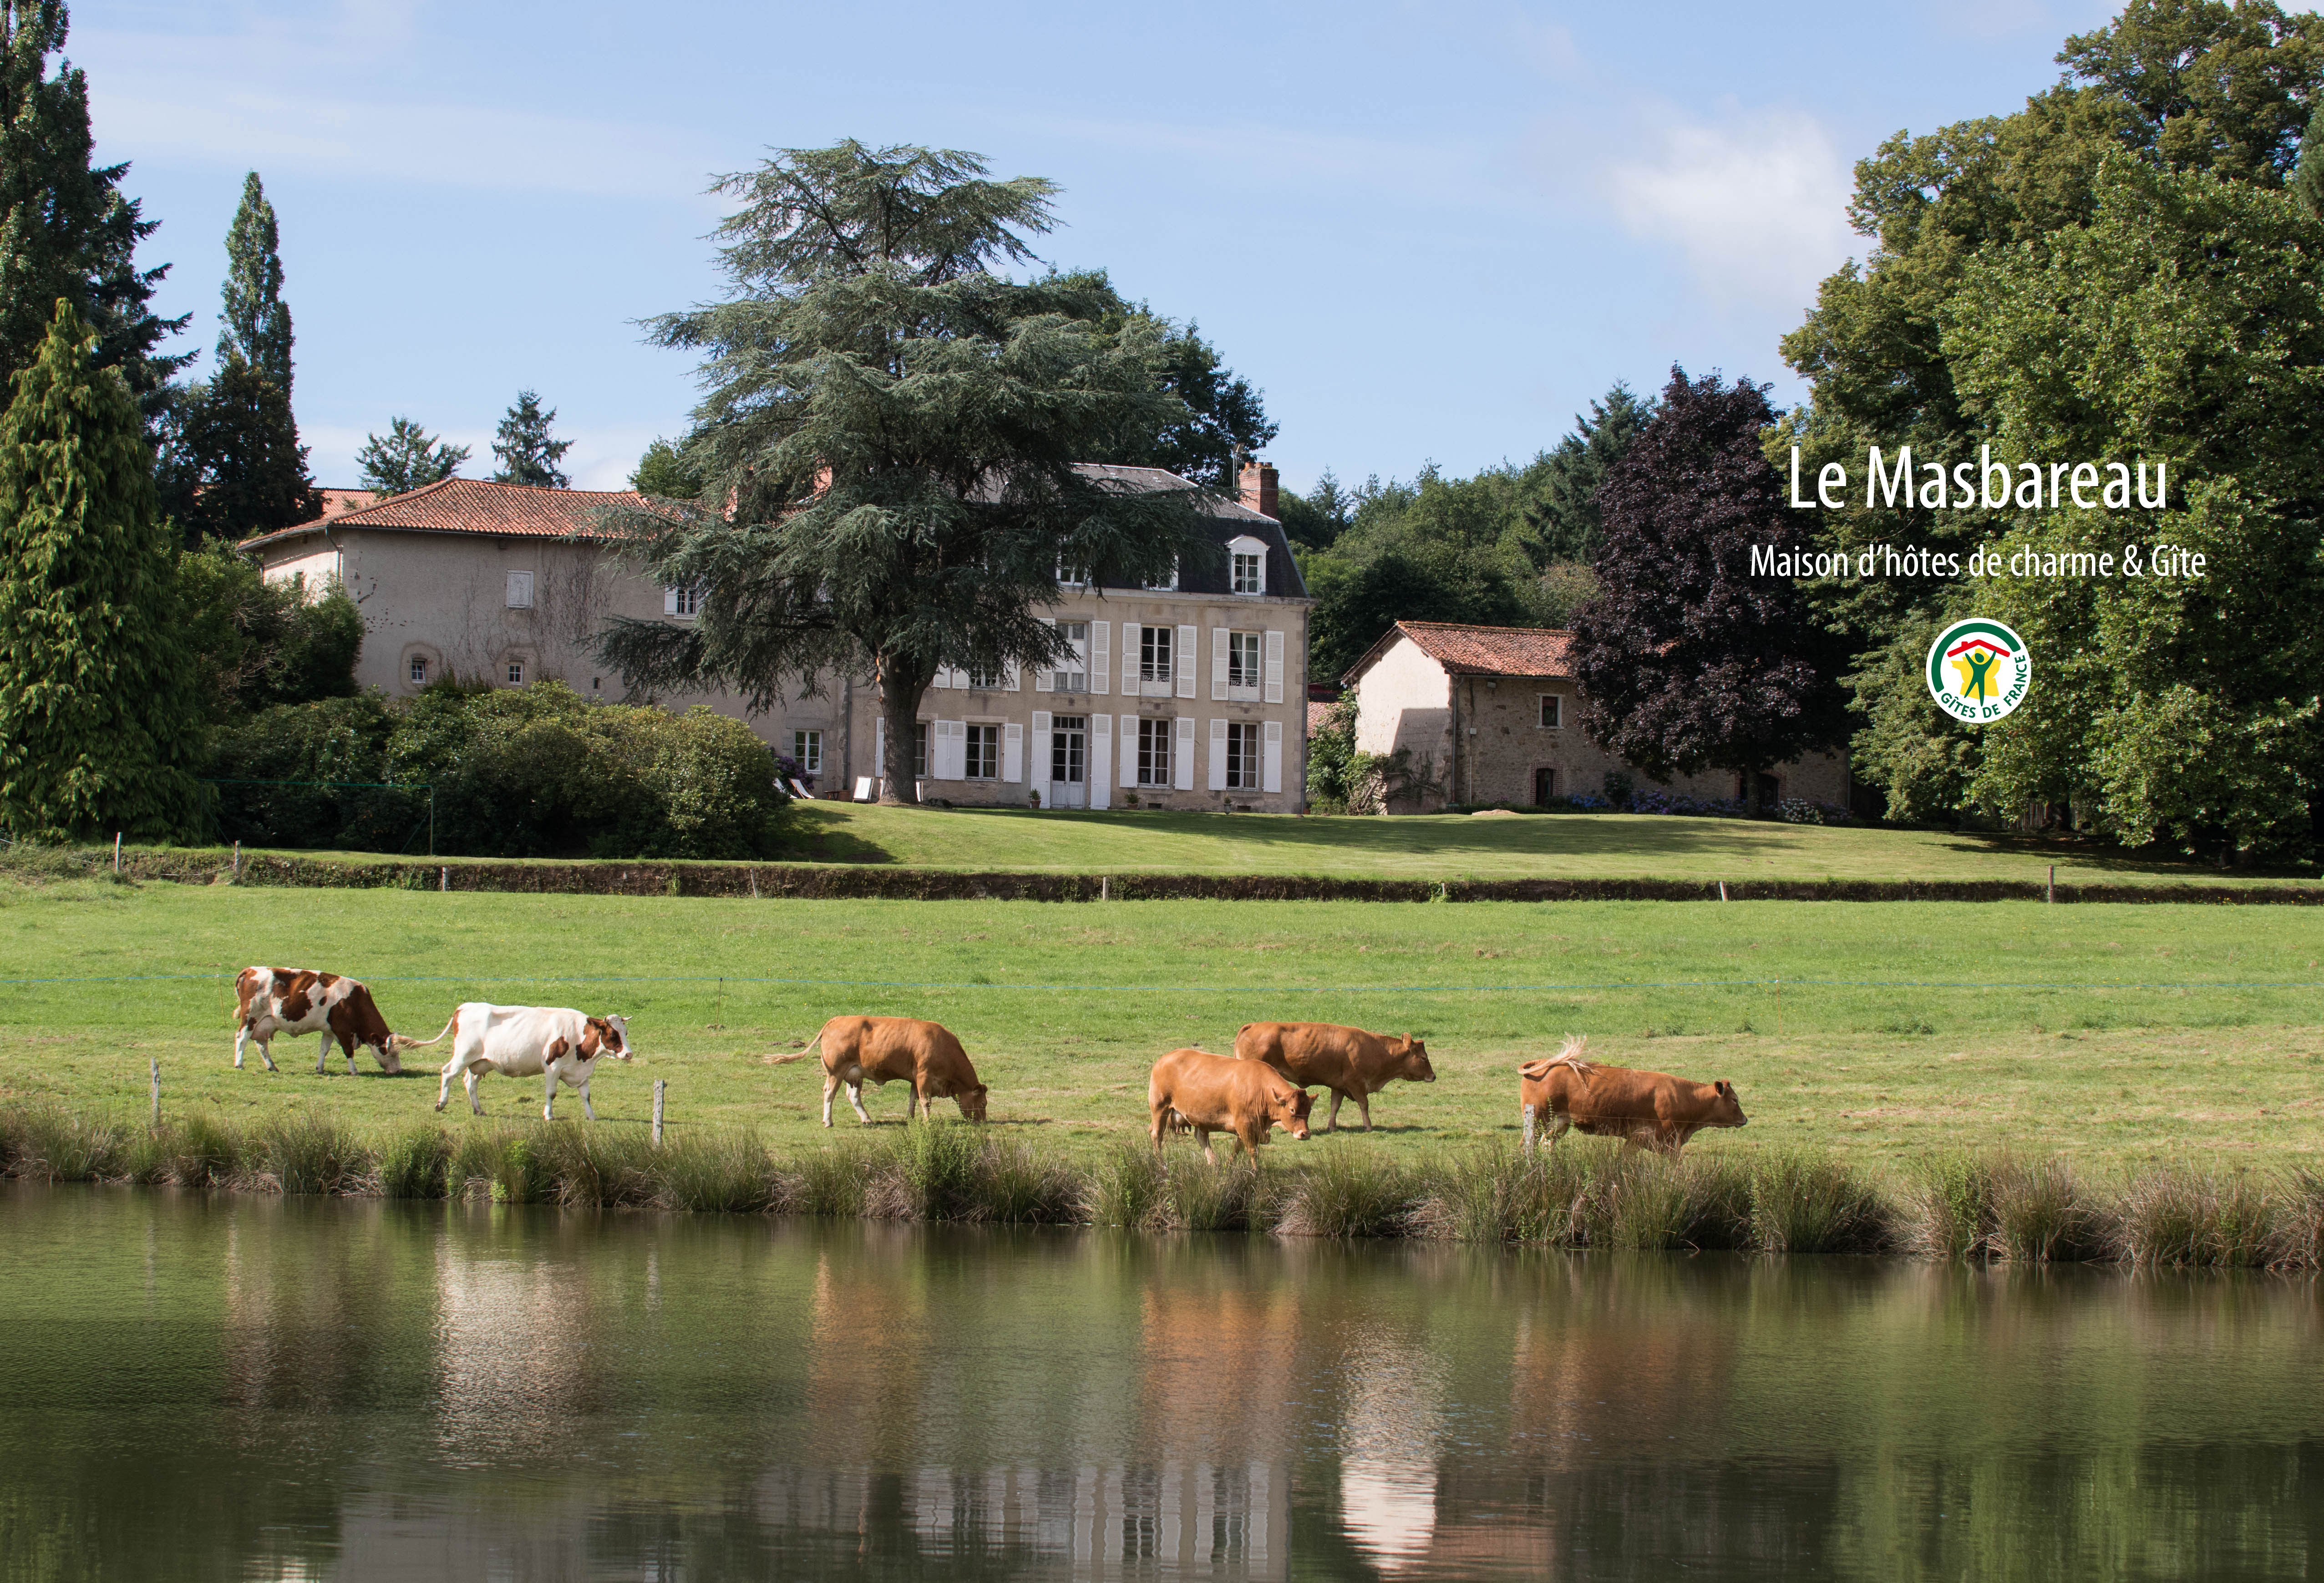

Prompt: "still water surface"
[2,1184,2321,1581]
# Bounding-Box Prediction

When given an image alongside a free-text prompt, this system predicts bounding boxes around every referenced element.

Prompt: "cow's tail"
[1519,1034,1593,1083]
[763,1031,822,1067]
[387,1010,459,1056]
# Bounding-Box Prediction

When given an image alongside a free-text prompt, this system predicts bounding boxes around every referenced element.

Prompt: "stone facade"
[1345,621,1849,811]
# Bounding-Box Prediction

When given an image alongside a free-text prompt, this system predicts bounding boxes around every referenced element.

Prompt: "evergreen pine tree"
[218,170,291,395]
[1526,381,1656,564]
[0,299,202,838]
[356,416,468,497]
[156,358,322,544]
[491,390,572,487]
[0,2,188,417]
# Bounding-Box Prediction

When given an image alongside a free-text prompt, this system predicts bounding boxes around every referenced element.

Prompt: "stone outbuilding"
[1340,620,1849,812]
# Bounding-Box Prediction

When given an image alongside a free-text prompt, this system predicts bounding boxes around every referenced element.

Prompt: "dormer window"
[1144,558,1178,592]
[1228,535,1268,595]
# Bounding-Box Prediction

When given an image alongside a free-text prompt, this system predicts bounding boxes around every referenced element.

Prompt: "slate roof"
[1343,621,1576,686]
[1073,464,1308,601]
[239,478,653,552]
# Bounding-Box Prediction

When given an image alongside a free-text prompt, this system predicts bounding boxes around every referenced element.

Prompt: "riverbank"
[6,1103,2319,1269]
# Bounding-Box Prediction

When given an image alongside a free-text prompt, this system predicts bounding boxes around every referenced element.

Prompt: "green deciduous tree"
[1567,367,1847,816]
[490,389,571,487]
[1056,269,1276,487]
[0,299,201,838]
[628,436,700,500]
[218,170,291,395]
[355,416,468,497]
[176,540,362,721]
[156,357,322,545]
[600,141,1206,805]
[0,1,188,420]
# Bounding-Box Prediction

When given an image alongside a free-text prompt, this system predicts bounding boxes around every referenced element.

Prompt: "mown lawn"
[4,877,2319,1173]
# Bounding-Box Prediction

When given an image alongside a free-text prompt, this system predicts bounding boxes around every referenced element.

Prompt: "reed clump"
[0,1096,2319,1270]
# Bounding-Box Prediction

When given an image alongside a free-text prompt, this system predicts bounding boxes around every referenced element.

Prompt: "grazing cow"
[406,1004,634,1120]
[1148,1047,1313,1165]
[1517,1036,1746,1157]
[1233,1021,1435,1132]
[807,1016,989,1126]
[233,966,406,1075]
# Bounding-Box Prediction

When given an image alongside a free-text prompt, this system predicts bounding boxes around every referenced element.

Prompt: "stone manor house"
[239,463,1317,813]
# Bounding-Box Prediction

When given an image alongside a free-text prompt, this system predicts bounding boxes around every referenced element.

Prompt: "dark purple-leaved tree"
[1568,365,1846,815]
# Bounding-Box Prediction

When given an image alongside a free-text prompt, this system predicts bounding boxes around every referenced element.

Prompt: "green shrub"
[1747,1152,1888,1254]
[447,1129,507,1199]
[654,1130,777,1213]
[165,1111,244,1188]
[1085,1144,1168,1230]
[376,1126,452,1199]
[1904,1156,1998,1259]
[792,1143,870,1217]
[251,1110,363,1195]
[1278,1147,1414,1238]
[1990,1156,2100,1262]
[2117,1167,2278,1268]
[1,1105,128,1181]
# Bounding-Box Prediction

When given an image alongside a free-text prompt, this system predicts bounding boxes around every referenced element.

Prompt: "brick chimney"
[1238,460,1279,519]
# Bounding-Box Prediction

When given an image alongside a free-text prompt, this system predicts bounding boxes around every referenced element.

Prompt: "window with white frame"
[1228,631,1262,694]
[1232,550,1264,594]
[1139,624,1173,683]
[1054,621,1088,692]
[1136,718,1172,787]
[668,585,703,618]
[792,731,822,775]
[913,723,929,780]
[1143,558,1178,592]
[1226,721,1261,789]
[409,656,429,685]
[1539,693,1563,729]
[965,724,1000,779]
[506,660,526,685]
[966,663,1002,690]
[505,570,533,609]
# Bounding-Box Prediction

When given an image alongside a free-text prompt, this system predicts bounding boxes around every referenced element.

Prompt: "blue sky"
[81,0,2122,494]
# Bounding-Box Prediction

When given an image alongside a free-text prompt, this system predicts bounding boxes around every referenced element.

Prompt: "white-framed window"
[913,723,929,780]
[1226,721,1261,789]
[965,724,1000,779]
[1228,534,1268,595]
[1055,558,1086,588]
[1228,631,1262,693]
[506,660,525,685]
[1053,621,1088,692]
[505,570,533,609]
[792,730,822,775]
[409,656,429,685]
[1136,718,1172,786]
[666,585,702,619]
[1540,693,1563,729]
[1140,625,1173,683]
[1144,558,1178,592]
[966,663,1002,690]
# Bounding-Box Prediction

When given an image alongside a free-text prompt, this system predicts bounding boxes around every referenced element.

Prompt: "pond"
[2,1184,2319,1581]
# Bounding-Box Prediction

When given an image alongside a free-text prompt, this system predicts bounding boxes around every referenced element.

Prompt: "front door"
[1533,766,1556,806]
[1049,715,1087,809]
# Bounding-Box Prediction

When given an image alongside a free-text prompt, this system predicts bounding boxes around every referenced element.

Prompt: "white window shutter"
[1035,618,1055,692]
[1090,715,1112,809]
[1120,715,1139,790]
[1175,624,1196,698]
[1208,718,1228,790]
[1263,720,1283,793]
[1264,629,1285,704]
[662,585,679,616]
[1211,626,1229,701]
[949,720,969,780]
[1031,711,1051,792]
[931,668,949,690]
[874,719,886,785]
[1004,660,1020,693]
[1091,621,1110,695]
[1003,721,1024,782]
[1174,716,1196,790]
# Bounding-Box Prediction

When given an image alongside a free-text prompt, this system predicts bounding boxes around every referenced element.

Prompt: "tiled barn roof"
[1343,621,1575,685]
[240,478,654,551]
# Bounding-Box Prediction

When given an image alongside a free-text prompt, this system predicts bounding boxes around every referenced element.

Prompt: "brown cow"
[1149,1047,1313,1165]
[233,966,405,1075]
[811,1016,989,1126]
[1517,1036,1746,1157]
[1233,1021,1434,1132]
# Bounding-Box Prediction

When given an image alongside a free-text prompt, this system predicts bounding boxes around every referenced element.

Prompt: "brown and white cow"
[1233,1021,1435,1132]
[1518,1036,1747,1157]
[808,1016,989,1126]
[406,1003,634,1120]
[233,966,406,1075]
[1148,1047,1313,1165]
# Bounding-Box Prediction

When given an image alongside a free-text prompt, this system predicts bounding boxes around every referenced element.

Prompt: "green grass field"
[3,874,2319,1173]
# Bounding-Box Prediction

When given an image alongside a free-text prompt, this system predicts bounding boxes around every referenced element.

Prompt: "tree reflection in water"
[2,1184,2320,1581]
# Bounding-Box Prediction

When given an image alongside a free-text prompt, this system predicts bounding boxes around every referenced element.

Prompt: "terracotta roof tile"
[1345,620,1574,685]
[239,478,660,552]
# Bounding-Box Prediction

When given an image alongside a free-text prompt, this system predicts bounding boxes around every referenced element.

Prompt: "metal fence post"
[652,1079,666,1147]
[1522,1103,1537,1156]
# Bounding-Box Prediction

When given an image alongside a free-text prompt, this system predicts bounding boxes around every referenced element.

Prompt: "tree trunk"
[877,660,928,807]
[1741,769,1761,818]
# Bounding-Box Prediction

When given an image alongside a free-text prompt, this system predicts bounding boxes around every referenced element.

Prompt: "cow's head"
[1390,1034,1435,1083]
[1710,1080,1747,1128]
[956,1083,989,1123]
[582,1015,633,1061]
[1271,1085,1314,1141]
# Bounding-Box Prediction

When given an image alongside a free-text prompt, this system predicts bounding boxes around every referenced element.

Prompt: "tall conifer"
[0,299,202,838]
[491,390,572,487]
[218,170,292,395]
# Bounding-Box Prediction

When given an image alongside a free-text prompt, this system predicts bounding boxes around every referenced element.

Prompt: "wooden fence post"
[1522,1103,1537,1156]
[113,833,122,873]
[150,1057,160,1129]
[439,865,448,893]
[652,1079,666,1147]
[231,840,241,881]
[1718,880,1728,902]
[1101,876,1110,903]
[2047,864,2055,905]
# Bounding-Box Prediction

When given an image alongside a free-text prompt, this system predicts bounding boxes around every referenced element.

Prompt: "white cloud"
[1599,107,1857,311]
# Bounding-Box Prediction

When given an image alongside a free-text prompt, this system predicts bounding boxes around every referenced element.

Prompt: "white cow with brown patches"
[233,965,408,1075]
[404,1003,634,1120]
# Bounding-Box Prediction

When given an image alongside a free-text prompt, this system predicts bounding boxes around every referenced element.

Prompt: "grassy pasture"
[2,876,2319,1173]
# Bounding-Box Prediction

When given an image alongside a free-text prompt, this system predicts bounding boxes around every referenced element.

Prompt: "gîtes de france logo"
[1925,618,2031,724]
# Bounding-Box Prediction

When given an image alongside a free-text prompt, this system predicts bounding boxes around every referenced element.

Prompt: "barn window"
[507,660,526,685]
[1539,693,1563,729]
[409,656,428,685]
